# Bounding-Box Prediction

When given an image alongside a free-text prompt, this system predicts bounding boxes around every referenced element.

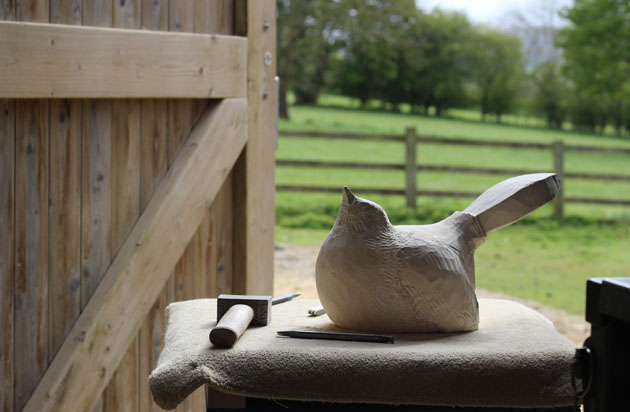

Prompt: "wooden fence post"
[405,127,417,208]
[553,140,565,218]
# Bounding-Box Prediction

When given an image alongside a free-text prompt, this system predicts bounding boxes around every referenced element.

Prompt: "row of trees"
[278,0,630,136]
[278,0,522,122]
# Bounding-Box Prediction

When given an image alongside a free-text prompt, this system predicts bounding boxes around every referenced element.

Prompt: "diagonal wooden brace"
[23,98,248,412]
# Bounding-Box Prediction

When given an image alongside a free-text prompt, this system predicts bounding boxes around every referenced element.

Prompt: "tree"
[277,0,349,119]
[531,62,568,129]
[333,0,416,108]
[468,30,524,122]
[558,0,630,135]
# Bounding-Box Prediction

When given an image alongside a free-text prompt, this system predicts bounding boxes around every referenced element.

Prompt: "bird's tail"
[463,173,560,233]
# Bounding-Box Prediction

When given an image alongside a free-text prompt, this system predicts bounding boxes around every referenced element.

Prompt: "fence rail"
[277,129,630,217]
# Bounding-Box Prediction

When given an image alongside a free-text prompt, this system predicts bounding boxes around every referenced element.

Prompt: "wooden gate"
[0,1,276,411]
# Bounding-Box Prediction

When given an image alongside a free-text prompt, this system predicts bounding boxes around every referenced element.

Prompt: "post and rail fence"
[276,128,630,218]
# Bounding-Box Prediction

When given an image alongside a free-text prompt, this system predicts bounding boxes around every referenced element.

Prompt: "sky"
[417,0,574,26]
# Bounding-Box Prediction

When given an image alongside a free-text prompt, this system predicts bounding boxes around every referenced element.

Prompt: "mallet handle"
[210,304,254,348]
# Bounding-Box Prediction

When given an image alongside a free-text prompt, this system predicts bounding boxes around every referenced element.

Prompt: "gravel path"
[274,244,590,346]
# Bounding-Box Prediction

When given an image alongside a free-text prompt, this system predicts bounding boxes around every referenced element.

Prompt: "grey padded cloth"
[149,298,575,410]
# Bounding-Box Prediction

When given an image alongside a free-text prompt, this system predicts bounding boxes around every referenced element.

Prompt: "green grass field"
[275,97,630,315]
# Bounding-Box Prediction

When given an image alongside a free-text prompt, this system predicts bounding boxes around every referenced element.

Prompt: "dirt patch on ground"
[274,244,590,346]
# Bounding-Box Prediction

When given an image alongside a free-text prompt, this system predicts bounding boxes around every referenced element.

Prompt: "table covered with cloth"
[148,298,575,410]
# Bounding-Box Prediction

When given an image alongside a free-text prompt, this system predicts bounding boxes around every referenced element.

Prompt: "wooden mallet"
[209,294,272,348]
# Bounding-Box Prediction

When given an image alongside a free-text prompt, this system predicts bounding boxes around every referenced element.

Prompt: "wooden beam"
[0,21,247,98]
[233,0,276,295]
[22,98,248,412]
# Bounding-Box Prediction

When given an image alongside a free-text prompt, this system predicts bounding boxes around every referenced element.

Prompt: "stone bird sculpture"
[316,173,560,333]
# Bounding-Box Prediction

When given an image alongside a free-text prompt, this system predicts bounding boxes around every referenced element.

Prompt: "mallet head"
[210,295,272,348]
[216,294,272,325]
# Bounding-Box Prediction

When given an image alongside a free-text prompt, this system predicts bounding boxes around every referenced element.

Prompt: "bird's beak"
[342,186,357,204]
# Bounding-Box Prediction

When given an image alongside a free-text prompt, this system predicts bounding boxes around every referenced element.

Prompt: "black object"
[573,278,630,412]
[277,330,394,343]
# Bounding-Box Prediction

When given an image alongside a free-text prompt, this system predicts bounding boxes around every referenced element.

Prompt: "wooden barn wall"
[0,1,237,411]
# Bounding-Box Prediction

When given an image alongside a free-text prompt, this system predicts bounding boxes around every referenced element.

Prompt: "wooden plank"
[195,0,234,34]
[278,159,630,183]
[0,0,14,20]
[83,2,113,410]
[167,99,194,167]
[565,197,630,206]
[81,100,113,308]
[138,2,168,409]
[564,144,630,155]
[50,0,81,24]
[138,289,166,412]
[48,100,82,359]
[216,174,234,295]
[141,0,167,30]
[169,0,193,32]
[14,99,49,411]
[102,340,139,411]
[278,130,404,142]
[0,99,14,412]
[23,98,248,412]
[113,0,139,28]
[111,99,141,255]
[16,0,47,21]
[140,99,168,209]
[106,3,142,409]
[82,0,112,27]
[277,159,404,170]
[192,214,211,299]
[275,185,405,196]
[174,244,194,302]
[0,21,248,98]
[564,172,630,182]
[233,0,276,295]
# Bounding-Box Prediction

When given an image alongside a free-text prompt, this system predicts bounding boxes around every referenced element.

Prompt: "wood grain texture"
[102,339,139,411]
[16,0,47,21]
[113,0,139,29]
[48,99,82,359]
[195,0,233,34]
[141,0,166,30]
[82,0,112,27]
[233,0,276,295]
[167,100,194,166]
[169,0,193,32]
[138,289,166,412]
[108,8,141,409]
[174,243,194,302]
[81,100,113,308]
[83,2,112,407]
[111,99,141,255]
[317,176,560,333]
[0,21,248,98]
[0,99,14,412]
[192,216,211,299]
[14,99,48,411]
[0,0,14,20]
[140,99,168,210]
[50,0,81,24]
[23,98,248,412]
[216,174,233,295]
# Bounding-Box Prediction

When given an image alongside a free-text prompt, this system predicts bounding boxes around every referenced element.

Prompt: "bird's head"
[333,187,392,234]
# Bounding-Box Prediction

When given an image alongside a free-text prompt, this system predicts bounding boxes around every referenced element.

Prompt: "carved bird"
[315,173,560,333]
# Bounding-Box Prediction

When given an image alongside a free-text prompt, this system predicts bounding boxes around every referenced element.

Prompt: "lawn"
[275,97,630,315]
